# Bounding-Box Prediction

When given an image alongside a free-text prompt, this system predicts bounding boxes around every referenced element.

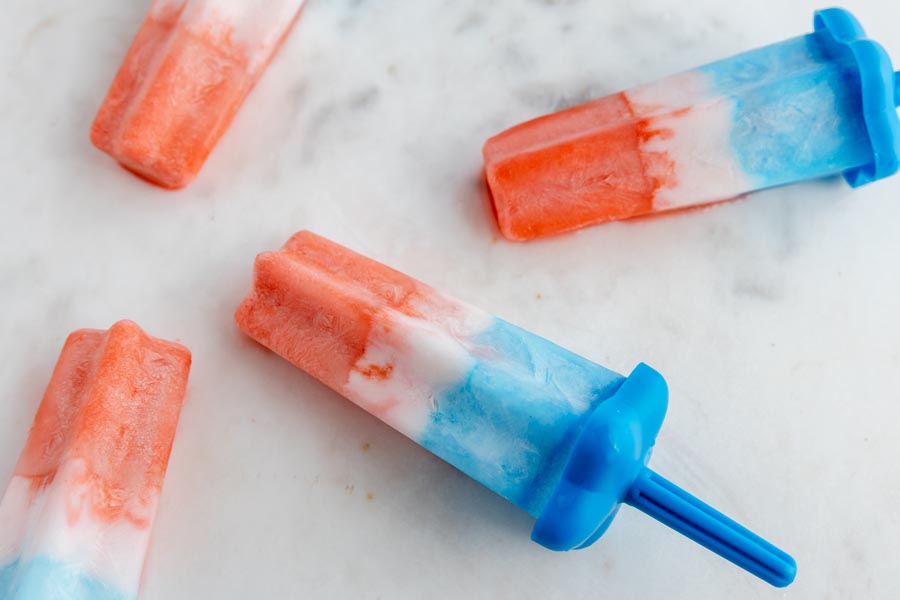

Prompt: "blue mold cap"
[814,8,900,186]
[533,364,797,587]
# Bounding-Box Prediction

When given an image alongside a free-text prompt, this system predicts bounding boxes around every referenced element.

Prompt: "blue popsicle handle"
[625,468,797,587]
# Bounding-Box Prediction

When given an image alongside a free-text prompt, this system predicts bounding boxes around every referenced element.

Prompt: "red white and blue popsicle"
[0,321,191,600]
[235,231,797,586]
[484,8,900,240]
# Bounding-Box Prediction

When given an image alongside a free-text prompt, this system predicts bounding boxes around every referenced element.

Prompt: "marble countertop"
[2,0,899,598]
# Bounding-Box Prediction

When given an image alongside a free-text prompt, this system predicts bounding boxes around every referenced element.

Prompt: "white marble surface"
[1,0,899,598]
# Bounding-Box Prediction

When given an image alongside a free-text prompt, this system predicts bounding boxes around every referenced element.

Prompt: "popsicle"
[483,8,900,240]
[235,231,796,586]
[0,321,191,599]
[91,0,306,188]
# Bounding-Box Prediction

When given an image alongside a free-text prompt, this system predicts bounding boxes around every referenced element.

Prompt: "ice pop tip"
[532,364,795,586]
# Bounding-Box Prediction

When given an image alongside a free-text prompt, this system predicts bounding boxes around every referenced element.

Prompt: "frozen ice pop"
[91,0,306,188]
[235,231,796,586]
[484,8,900,240]
[0,321,191,599]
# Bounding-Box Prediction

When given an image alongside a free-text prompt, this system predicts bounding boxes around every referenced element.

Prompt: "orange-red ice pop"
[91,0,305,188]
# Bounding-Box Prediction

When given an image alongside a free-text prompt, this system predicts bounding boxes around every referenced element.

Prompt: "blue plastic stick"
[626,468,797,588]
[534,363,796,586]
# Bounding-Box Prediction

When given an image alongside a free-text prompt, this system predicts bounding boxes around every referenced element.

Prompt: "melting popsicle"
[0,321,191,599]
[483,8,900,240]
[91,0,306,188]
[235,231,796,586]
